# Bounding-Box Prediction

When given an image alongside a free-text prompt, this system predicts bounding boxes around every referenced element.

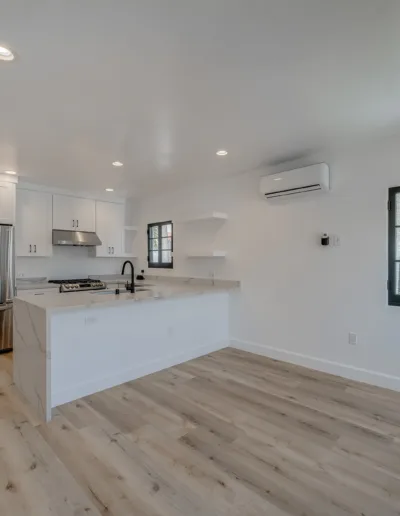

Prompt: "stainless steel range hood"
[52,230,102,247]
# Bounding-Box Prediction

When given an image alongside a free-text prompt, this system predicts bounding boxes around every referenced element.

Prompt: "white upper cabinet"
[0,181,16,225]
[94,201,124,257]
[73,197,96,232]
[16,189,53,257]
[53,195,95,232]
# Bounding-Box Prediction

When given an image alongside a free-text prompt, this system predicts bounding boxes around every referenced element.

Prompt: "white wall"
[137,137,400,390]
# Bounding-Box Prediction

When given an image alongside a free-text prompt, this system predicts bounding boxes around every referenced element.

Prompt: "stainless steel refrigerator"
[0,225,14,353]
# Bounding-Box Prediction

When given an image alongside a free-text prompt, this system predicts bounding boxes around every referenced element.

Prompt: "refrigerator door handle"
[0,303,13,353]
[0,225,15,352]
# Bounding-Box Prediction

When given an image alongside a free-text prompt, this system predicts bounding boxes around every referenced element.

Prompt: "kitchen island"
[13,277,238,421]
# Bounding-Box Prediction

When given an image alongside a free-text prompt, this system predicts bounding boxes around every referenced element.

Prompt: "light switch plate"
[348,332,357,345]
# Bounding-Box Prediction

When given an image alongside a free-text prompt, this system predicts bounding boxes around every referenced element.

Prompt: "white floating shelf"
[187,251,227,258]
[183,212,228,222]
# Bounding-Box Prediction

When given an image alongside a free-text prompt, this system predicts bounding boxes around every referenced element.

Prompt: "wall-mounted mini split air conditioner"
[260,163,330,199]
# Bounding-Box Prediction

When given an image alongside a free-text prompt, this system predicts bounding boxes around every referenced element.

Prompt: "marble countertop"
[16,281,59,291]
[15,278,239,313]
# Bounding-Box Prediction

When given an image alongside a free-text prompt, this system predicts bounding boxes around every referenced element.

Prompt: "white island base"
[13,282,233,421]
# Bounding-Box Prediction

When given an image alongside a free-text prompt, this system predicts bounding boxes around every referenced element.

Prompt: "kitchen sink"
[90,288,152,295]
[90,290,116,295]
[106,282,154,287]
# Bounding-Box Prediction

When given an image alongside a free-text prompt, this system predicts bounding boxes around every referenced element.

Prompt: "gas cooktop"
[48,278,107,293]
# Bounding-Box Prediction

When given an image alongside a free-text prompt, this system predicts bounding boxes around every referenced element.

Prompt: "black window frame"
[147,221,173,269]
[388,187,400,305]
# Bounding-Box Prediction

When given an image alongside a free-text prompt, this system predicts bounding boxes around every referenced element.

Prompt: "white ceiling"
[1,0,400,197]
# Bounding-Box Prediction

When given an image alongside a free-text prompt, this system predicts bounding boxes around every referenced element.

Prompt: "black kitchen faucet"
[121,260,135,293]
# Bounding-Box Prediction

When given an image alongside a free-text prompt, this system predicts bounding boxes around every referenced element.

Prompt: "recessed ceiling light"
[112,161,123,167]
[4,170,16,175]
[0,46,15,62]
[273,177,282,181]
[216,150,228,156]
[105,188,114,192]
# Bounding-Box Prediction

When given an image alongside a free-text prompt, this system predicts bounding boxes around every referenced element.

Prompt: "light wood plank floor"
[1,348,400,515]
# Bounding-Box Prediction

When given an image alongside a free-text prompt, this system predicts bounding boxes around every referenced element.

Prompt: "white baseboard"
[52,340,228,407]
[230,339,400,392]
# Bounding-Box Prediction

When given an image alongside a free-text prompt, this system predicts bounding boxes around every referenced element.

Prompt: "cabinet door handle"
[72,219,75,228]
[108,247,110,254]
[34,245,37,253]
[29,244,32,253]
[112,247,114,254]
[77,219,79,228]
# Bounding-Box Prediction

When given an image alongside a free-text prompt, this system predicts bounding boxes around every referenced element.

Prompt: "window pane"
[162,224,172,237]
[162,237,171,250]
[396,228,400,260]
[150,250,159,263]
[396,262,400,295]
[396,194,400,226]
[150,238,159,250]
[150,226,159,238]
[162,251,171,263]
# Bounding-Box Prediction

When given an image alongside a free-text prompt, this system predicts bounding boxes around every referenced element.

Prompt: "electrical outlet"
[348,332,357,345]
[85,316,97,325]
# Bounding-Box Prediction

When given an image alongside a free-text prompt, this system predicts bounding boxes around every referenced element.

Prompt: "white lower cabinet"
[16,189,53,257]
[94,201,124,257]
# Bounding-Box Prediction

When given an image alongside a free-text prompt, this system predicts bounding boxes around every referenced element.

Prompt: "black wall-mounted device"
[321,233,330,246]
